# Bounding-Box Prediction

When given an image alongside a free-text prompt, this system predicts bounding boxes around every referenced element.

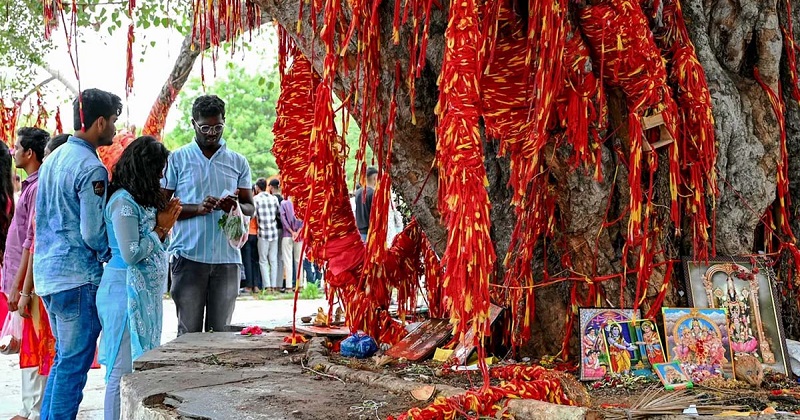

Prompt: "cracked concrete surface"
[0,297,328,419]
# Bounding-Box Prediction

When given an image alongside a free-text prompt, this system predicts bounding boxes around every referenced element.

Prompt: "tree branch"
[39,63,79,95]
[18,76,56,104]
[141,9,270,139]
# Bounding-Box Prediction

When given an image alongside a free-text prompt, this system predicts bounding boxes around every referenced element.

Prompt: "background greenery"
[164,61,372,186]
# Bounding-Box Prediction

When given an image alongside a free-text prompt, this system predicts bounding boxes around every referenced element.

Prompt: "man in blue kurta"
[162,95,255,336]
[34,88,121,420]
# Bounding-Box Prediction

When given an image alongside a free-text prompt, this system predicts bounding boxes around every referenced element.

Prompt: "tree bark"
[140,32,201,138]
[683,0,782,255]
[256,0,800,355]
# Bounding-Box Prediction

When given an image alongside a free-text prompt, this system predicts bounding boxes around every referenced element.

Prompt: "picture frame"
[662,307,734,382]
[603,320,659,377]
[579,308,640,381]
[683,257,790,375]
[602,319,667,378]
[654,361,693,391]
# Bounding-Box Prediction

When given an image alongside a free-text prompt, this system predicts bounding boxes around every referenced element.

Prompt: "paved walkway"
[0,297,328,419]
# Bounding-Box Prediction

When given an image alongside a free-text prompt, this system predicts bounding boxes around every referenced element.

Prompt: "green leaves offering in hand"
[218,213,246,240]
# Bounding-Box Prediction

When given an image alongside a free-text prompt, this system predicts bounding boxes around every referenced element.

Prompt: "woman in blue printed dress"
[96,136,181,419]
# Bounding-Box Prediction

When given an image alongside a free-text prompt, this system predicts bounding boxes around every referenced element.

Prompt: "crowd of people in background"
[0,86,405,420]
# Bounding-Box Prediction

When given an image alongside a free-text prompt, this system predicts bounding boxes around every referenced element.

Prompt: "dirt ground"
[245,373,423,420]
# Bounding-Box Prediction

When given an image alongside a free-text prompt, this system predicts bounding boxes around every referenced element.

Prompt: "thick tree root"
[304,338,589,419]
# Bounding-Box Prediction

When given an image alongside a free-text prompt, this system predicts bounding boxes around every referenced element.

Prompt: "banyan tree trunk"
[257,0,799,356]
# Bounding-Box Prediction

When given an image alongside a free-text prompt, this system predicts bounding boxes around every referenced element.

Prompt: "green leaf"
[258,77,266,86]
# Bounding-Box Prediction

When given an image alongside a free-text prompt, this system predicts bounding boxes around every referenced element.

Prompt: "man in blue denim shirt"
[34,89,121,420]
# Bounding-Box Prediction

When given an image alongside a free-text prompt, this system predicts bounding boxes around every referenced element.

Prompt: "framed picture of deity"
[602,320,651,377]
[654,361,693,391]
[579,308,640,381]
[603,319,667,378]
[683,257,790,375]
[662,307,734,382]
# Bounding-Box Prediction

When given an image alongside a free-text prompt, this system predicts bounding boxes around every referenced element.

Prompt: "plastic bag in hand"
[0,311,23,355]
[218,202,248,249]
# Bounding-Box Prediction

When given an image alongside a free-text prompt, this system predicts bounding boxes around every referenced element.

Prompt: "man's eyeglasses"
[192,120,225,135]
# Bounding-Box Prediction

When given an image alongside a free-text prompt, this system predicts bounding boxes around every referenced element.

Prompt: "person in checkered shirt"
[253,178,281,291]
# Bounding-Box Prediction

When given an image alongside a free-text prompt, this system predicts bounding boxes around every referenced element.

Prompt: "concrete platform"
[122,332,417,419]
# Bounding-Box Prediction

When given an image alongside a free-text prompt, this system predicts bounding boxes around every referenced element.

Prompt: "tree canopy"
[0,0,192,97]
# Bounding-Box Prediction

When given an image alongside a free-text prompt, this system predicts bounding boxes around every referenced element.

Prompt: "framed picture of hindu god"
[603,319,667,377]
[602,320,652,377]
[683,257,789,375]
[579,308,640,381]
[662,307,734,382]
[654,361,693,391]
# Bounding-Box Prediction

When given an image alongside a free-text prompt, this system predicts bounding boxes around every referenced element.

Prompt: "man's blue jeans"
[303,259,323,286]
[40,283,102,420]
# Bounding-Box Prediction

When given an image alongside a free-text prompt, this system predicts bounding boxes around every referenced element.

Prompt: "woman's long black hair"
[0,142,14,254]
[109,136,169,211]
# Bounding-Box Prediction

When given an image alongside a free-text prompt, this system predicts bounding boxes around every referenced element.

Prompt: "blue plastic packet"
[339,333,378,358]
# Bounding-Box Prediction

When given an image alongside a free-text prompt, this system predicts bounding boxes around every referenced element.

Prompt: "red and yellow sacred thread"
[436,0,496,387]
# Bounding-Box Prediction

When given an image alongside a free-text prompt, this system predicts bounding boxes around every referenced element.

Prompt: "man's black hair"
[366,166,378,177]
[256,178,268,191]
[268,178,280,188]
[16,127,49,163]
[47,133,70,153]
[191,95,226,121]
[73,89,122,131]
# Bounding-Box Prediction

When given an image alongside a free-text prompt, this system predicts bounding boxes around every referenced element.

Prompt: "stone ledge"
[121,332,418,419]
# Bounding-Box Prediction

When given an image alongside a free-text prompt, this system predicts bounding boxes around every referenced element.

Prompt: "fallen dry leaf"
[374,355,394,368]
[411,385,436,401]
